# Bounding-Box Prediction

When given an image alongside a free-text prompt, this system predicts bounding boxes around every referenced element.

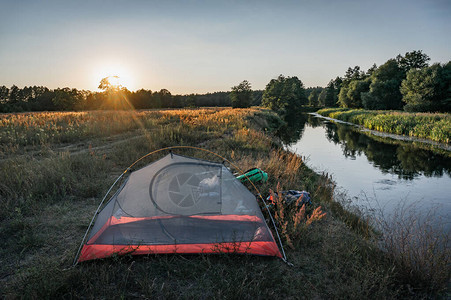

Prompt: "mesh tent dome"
[77,153,282,262]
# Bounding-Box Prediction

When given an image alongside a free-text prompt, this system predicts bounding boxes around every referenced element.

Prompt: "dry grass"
[271,183,327,249]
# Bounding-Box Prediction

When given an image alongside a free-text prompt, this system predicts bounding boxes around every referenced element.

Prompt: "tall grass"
[0,108,264,157]
[375,202,450,295]
[317,108,451,143]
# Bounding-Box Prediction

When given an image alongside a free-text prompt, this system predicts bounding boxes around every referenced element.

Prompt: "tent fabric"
[78,154,282,262]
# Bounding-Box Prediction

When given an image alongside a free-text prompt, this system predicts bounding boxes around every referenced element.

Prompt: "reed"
[317,108,451,143]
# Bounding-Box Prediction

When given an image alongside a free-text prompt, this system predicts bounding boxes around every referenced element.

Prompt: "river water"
[280,113,451,230]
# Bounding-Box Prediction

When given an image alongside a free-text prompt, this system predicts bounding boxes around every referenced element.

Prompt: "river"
[279,113,451,231]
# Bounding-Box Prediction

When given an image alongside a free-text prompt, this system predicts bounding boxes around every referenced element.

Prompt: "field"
[317,108,451,144]
[0,108,448,298]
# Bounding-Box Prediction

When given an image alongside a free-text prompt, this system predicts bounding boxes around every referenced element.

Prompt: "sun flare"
[93,63,134,91]
[107,76,121,87]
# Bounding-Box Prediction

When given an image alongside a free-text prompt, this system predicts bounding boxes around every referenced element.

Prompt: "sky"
[0,0,450,94]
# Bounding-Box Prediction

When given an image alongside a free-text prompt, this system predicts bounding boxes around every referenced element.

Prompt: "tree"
[401,62,451,112]
[338,85,351,108]
[344,66,365,83]
[318,89,327,107]
[230,80,253,108]
[252,90,264,106]
[0,86,9,112]
[366,64,378,76]
[85,92,102,110]
[333,76,343,90]
[262,75,307,113]
[158,89,173,107]
[129,89,152,109]
[262,77,283,111]
[0,86,9,104]
[28,86,50,110]
[97,77,134,110]
[98,76,121,92]
[361,59,404,110]
[308,88,320,107]
[347,79,370,108]
[33,87,54,111]
[396,50,430,73]
[52,88,84,111]
[172,95,183,108]
[9,85,20,103]
[338,79,370,109]
[150,91,161,108]
[324,80,338,107]
[337,66,369,108]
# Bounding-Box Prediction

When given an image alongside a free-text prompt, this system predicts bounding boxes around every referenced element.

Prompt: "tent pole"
[258,194,290,265]
[72,169,129,266]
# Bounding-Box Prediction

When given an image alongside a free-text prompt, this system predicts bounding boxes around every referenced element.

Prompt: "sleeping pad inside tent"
[78,153,282,262]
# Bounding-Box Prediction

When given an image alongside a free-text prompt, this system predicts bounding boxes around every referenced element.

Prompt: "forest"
[0,85,263,113]
[0,50,449,113]
[304,50,451,112]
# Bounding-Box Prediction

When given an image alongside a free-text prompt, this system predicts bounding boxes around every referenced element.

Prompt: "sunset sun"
[93,64,134,91]
[107,75,121,87]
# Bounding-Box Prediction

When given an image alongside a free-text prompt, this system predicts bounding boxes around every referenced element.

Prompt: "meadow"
[0,108,449,298]
[317,108,451,144]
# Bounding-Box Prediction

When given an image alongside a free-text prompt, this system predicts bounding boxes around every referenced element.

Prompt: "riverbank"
[0,108,448,298]
[317,108,451,144]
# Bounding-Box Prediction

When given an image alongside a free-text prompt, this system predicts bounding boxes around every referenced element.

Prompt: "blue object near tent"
[267,190,311,206]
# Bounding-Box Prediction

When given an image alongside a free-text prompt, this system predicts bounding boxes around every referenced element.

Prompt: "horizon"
[1,0,450,94]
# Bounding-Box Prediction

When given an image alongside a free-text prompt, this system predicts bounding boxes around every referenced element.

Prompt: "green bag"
[236,168,268,184]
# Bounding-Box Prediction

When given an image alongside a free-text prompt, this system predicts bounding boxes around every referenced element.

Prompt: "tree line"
[330,51,450,112]
[0,76,264,113]
[255,50,450,114]
[1,50,449,113]
[287,51,450,113]
[259,50,450,113]
[0,85,261,113]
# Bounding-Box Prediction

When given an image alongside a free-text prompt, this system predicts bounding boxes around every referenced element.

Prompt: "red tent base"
[78,241,282,262]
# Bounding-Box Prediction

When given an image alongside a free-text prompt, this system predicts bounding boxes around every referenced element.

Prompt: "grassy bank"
[0,108,448,298]
[317,108,451,144]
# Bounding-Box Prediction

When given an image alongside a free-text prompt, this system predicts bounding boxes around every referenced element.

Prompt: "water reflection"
[325,121,451,180]
[283,114,451,180]
[275,112,309,145]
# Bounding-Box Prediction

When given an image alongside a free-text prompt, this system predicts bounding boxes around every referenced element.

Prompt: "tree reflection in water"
[280,113,451,180]
[275,113,309,145]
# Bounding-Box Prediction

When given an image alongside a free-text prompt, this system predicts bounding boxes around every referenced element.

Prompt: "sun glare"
[92,63,134,91]
[107,76,122,87]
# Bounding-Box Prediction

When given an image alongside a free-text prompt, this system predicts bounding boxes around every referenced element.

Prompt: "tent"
[76,153,282,262]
